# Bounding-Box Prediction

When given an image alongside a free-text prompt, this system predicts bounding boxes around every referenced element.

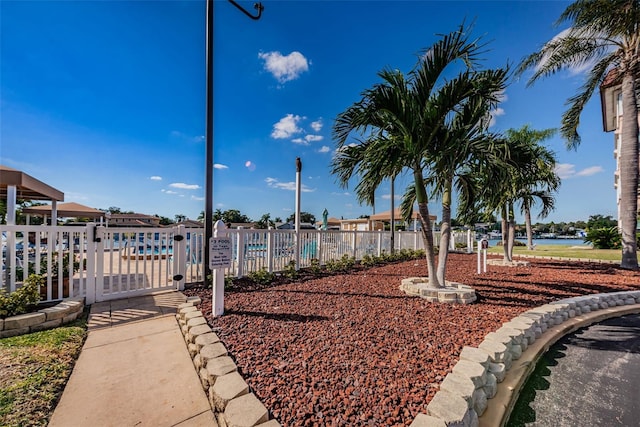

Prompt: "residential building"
[599,68,640,224]
[107,213,162,227]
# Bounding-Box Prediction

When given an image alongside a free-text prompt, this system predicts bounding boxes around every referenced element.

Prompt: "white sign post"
[211,220,231,316]
[477,239,488,274]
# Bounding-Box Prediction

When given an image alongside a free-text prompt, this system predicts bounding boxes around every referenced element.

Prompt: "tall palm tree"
[474,135,559,262]
[332,24,508,288]
[504,125,560,250]
[517,0,639,270]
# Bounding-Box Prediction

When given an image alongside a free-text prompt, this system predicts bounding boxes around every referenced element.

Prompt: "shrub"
[584,226,621,249]
[309,258,322,275]
[224,276,235,291]
[324,259,342,273]
[247,268,276,285]
[283,260,298,280]
[0,274,42,318]
[40,252,80,278]
[338,254,356,271]
[361,254,377,267]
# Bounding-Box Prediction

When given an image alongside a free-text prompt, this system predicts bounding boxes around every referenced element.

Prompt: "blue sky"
[1,0,617,224]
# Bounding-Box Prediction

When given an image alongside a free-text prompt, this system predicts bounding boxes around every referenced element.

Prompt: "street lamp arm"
[228,0,264,20]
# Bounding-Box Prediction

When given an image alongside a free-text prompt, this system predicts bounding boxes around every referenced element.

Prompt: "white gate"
[0,224,188,304]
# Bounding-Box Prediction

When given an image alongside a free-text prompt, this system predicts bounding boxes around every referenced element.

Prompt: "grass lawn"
[0,313,87,427]
[487,243,640,262]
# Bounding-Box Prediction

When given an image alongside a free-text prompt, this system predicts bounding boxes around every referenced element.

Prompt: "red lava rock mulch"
[185,253,640,426]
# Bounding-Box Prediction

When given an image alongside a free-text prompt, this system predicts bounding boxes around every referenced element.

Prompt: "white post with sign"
[477,238,489,274]
[211,220,231,317]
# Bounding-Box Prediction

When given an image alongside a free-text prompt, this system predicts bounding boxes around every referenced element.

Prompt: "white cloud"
[162,189,179,195]
[245,160,256,171]
[258,51,309,83]
[575,165,604,177]
[488,107,505,127]
[318,146,330,153]
[331,191,350,196]
[265,177,315,192]
[271,114,303,139]
[169,182,201,190]
[150,176,162,181]
[535,28,609,77]
[214,164,228,170]
[305,134,323,142]
[310,119,323,132]
[381,194,402,200]
[555,163,603,179]
[171,131,205,143]
[191,195,205,201]
[291,134,324,145]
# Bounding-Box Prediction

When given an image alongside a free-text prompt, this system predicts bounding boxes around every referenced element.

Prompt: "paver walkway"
[49,292,216,427]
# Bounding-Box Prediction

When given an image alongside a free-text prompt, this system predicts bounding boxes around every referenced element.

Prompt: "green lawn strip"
[0,315,87,427]
[487,244,637,262]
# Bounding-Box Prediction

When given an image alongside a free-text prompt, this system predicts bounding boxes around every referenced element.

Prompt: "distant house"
[341,209,437,232]
[177,219,204,228]
[276,222,316,230]
[340,218,381,232]
[228,222,257,229]
[315,217,342,230]
[107,213,162,227]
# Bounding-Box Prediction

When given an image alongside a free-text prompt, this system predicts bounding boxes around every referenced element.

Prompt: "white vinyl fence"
[1,223,471,304]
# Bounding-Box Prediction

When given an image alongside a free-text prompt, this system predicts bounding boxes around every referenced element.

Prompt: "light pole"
[203,0,263,286]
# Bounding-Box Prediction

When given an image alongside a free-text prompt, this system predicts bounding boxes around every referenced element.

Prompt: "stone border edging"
[410,290,640,427]
[0,298,85,339]
[176,298,282,427]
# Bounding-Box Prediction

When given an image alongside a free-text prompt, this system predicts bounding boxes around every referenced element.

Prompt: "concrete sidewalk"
[49,292,216,427]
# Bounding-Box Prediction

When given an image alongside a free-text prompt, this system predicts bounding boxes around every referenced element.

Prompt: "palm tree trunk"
[507,204,516,261]
[437,179,453,285]
[525,207,534,250]
[619,72,639,270]
[414,171,441,288]
[500,205,510,262]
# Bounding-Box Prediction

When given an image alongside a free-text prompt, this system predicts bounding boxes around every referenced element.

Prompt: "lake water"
[490,238,589,247]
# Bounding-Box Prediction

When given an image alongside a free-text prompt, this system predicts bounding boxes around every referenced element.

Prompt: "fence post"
[236,228,244,278]
[213,220,229,316]
[85,224,97,304]
[267,228,274,273]
[173,225,187,291]
[467,229,473,254]
[352,230,357,259]
[95,225,105,302]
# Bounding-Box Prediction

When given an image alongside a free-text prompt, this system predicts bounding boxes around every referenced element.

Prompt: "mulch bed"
[185,253,640,426]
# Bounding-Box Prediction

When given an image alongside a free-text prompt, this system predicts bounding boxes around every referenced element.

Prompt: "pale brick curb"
[177,297,281,427]
[410,290,640,427]
[0,297,85,338]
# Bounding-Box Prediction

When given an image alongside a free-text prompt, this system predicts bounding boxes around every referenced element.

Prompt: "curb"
[0,298,85,338]
[176,297,281,427]
[410,290,640,427]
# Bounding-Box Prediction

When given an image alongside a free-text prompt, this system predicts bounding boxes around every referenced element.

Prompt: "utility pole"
[203,0,263,286]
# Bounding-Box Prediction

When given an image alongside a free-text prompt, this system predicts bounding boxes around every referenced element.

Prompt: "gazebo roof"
[22,202,105,219]
[0,165,64,201]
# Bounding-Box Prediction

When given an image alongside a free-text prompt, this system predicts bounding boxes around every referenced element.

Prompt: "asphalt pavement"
[508,314,640,426]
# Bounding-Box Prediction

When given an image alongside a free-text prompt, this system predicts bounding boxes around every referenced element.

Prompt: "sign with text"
[209,237,232,269]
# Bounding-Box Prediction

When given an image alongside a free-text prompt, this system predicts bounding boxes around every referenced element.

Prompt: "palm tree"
[504,125,560,250]
[517,0,639,270]
[474,135,559,262]
[332,24,508,288]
